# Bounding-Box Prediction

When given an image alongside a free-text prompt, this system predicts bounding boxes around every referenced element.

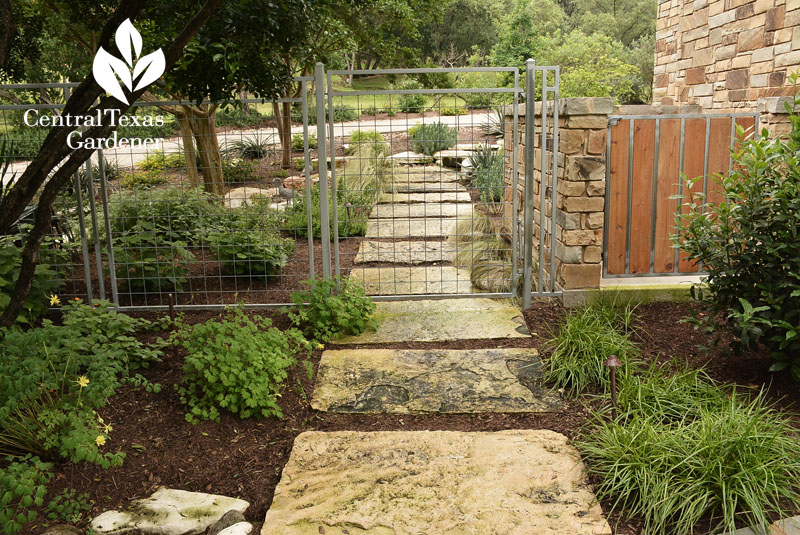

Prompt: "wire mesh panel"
[324,67,521,299]
[1,78,318,311]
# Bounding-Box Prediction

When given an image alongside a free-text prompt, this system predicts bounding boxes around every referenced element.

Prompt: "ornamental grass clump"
[579,365,800,535]
[543,297,637,397]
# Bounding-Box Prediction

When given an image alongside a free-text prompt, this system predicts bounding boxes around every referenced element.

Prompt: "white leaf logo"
[93,19,165,104]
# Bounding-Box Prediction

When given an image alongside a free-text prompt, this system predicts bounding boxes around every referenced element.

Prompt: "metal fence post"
[314,62,332,279]
[522,59,536,309]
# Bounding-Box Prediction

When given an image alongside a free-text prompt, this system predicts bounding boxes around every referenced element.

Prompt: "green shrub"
[451,206,514,293]
[224,134,272,160]
[0,455,51,534]
[139,150,185,171]
[286,184,371,239]
[108,186,221,245]
[468,144,505,202]
[221,157,258,183]
[173,308,307,423]
[456,71,498,108]
[676,84,800,381]
[121,169,168,188]
[346,130,387,156]
[0,135,45,161]
[362,106,380,116]
[543,298,637,397]
[409,122,458,156]
[204,225,294,276]
[439,105,467,116]
[289,277,376,342]
[112,223,194,293]
[0,300,162,466]
[579,366,800,535]
[394,79,427,113]
[292,132,317,150]
[215,107,270,128]
[0,233,66,325]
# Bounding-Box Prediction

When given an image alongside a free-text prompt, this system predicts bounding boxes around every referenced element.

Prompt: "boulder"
[223,187,279,209]
[217,523,253,535]
[90,487,249,535]
[206,510,246,535]
[387,151,434,165]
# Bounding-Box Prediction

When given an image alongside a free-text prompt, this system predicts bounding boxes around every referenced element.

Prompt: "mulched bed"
[31,299,800,535]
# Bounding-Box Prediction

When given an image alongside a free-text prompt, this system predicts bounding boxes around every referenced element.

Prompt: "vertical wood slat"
[629,120,657,274]
[653,118,681,273]
[706,117,734,206]
[606,119,630,275]
[677,118,708,273]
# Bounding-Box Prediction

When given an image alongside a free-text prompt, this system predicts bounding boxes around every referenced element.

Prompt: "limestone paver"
[369,202,474,219]
[348,266,476,295]
[390,181,465,193]
[391,170,461,183]
[332,298,528,344]
[261,430,611,535]
[378,191,471,204]
[312,348,563,413]
[354,240,455,264]
[365,218,458,239]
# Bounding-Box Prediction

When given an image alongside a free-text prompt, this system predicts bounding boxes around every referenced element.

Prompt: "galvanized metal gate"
[2,60,559,312]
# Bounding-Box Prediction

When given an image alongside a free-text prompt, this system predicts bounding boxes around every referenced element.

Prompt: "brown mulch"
[29,299,799,535]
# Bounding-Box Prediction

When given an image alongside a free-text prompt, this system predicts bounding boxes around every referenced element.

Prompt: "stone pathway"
[262,430,611,535]
[351,165,480,296]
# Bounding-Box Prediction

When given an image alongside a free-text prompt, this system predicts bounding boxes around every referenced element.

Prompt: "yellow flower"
[315,343,324,350]
[95,435,106,446]
[76,376,89,388]
[103,423,113,433]
[48,294,61,306]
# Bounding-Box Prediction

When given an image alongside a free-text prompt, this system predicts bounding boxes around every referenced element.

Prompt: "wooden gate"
[603,113,758,277]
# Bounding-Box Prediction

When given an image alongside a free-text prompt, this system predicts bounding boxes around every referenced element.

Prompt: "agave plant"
[481,107,505,138]
[224,133,273,160]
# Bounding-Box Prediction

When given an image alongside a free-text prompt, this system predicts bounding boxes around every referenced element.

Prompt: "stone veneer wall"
[654,0,800,110]
[505,96,794,292]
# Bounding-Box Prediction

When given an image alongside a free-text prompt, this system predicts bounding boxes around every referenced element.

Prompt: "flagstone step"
[312,348,563,413]
[365,218,457,239]
[354,240,455,264]
[378,191,471,204]
[332,298,528,344]
[261,430,611,535]
[369,202,473,219]
[390,182,465,193]
[348,266,476,295]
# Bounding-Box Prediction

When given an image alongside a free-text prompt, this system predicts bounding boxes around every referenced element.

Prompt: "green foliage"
[221,157,258,183]
[204,224,294,276]
[115,113,178,140]
[579,366,800,535]
[215,107,270,128]
[139,150,185,171]
[224,135,272,160]
[393,79,427,113]
[481,108,506,138]
[0,300,162,466]
[408,122,458,156]
[455,71,499,108]
[439,105,467,116]
[467,144,505,202]
[108,187,221,245]
[676,86,800,381]
[292,133,317,150]
[112,223,194,293]
[346,130,387,156]
[451,205,514,293]
[286,184,371,239]
[0,135,44,161]
[0,455,51,534]
[173,308,307,423]
[121,169,169,188]
[289,277,376,342]
[543,298,637,397]
[0,234,65,324]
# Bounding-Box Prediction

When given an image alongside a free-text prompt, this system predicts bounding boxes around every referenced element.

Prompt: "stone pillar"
[758,96,795,137]
[505,97,613,291]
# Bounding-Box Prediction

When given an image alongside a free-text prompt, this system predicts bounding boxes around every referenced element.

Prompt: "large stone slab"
[391,181,465,193]
[378,191,471,204]
[365,218,457,239]
[261,430,611,535]
[312,348,563,413]
[348,266,476,295]
[386,151,434,165]
[395,172,461,185]
[354,240,455,264]
[91,487,249,535]
[333,298,527,344]
[369,202,474,219]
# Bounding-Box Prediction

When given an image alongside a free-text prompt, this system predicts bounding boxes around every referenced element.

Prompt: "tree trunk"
[183,104,224,196]
[240,89,250,114]
[176,113,199,186]
[272,100,293,168]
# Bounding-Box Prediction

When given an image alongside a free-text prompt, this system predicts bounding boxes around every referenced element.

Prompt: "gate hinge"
[608,117,620,126]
